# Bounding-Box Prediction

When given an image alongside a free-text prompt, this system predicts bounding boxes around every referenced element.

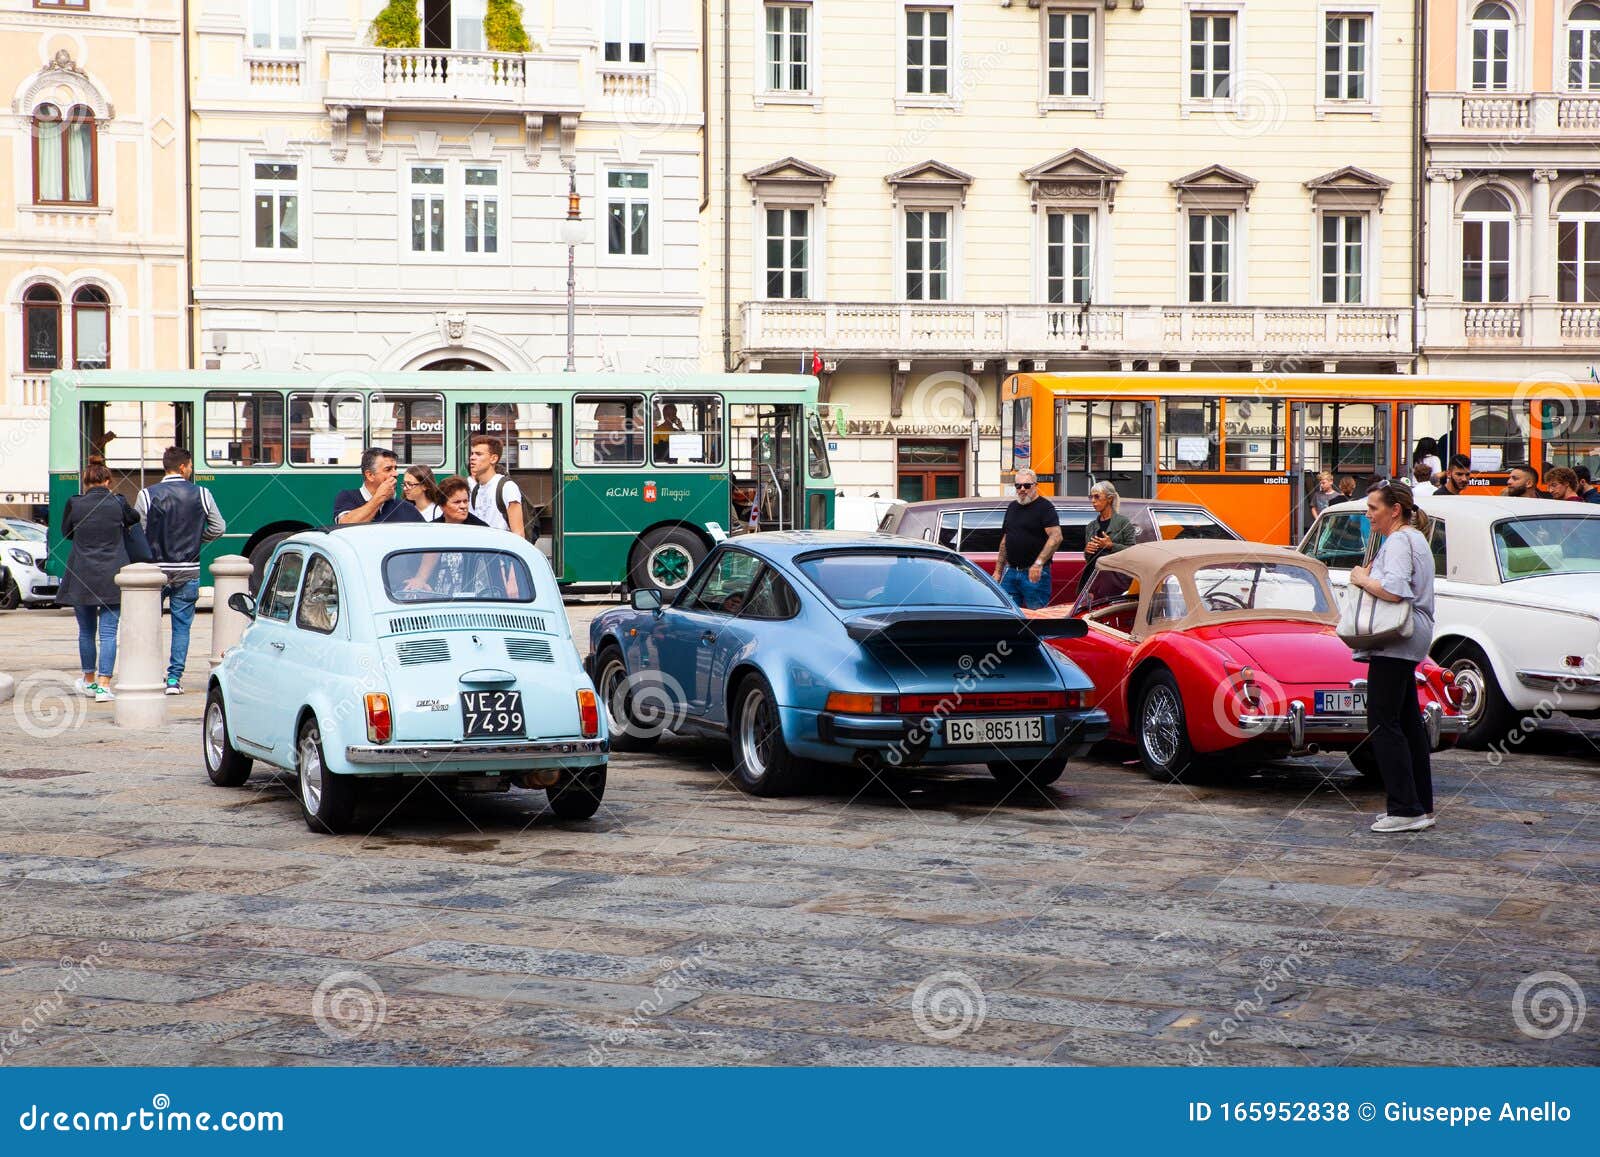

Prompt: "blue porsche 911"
[587,532,1109,796]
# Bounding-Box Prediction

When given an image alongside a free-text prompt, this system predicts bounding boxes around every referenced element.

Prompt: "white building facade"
[705,0,1421,499]
[190,0,703,378]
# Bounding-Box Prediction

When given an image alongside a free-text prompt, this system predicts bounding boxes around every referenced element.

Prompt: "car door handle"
[269,640,285,651]
[700,631,717,644]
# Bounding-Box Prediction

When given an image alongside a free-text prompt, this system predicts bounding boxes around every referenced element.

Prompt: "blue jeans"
[161,579,200,683]
[73,605,120,680]
[999,567,1052,609]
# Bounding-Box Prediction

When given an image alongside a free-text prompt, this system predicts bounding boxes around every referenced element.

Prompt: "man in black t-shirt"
[992,470,1062,609]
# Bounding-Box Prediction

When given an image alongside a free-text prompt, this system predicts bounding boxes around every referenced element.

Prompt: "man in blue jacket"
[136,447,226,695]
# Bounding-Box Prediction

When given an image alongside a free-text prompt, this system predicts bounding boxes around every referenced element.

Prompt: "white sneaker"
[74,678,95,697]
[92,683,115,703]
[1371,813,1430,833]
[1417,813,1437,830]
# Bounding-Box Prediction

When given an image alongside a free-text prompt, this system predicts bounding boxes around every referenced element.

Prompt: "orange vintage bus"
[1000,372,1600,545]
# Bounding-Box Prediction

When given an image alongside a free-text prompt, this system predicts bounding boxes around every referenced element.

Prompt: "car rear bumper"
[808,708,1110,766]
[1234,701,1465,750]
[344,737,608,772]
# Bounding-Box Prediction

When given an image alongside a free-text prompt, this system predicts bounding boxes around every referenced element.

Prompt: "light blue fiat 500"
[204,524,608,833]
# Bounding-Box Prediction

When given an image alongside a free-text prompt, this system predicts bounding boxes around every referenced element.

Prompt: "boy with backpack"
[466,436,538,542]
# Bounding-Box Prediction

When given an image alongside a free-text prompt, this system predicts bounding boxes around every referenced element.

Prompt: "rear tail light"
[825,692,899,713]
[1236,668,1261,714]
[897,691,1078,712]
[1565,655,1585,669]
[364,693,391,744]
[577,689,599,738]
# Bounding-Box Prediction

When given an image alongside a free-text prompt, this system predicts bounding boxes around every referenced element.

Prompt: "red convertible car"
[1030,540,1467,783]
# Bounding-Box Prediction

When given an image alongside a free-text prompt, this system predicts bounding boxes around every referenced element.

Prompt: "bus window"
[1303,402,1380,473]
[1223,398,1285,471]
[651,394,723,466]
[288,392,364,466]
[1159,399,1217,470]
[1005,396,1032,472]
[807,411,832,479]
[81,400,191,499]
[369,393,444,467]
[573,396,645,466]
[1470,401,1528,473]
[204,391,284,467]
[1539,400,1600,474]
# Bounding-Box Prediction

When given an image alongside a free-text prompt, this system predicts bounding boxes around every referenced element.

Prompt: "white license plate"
[944,717,1045,746]
[1314,690,1366,715]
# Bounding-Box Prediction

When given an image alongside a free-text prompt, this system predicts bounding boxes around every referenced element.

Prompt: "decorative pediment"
[12,50,114,120]
[886,159,975,206]
[1304,165,1393,211]
[744,157,836,203]
[1021,149,1126,210]
[1172,164,1258,210]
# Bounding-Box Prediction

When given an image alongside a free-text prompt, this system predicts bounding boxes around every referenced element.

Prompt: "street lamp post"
[559,163,584,372]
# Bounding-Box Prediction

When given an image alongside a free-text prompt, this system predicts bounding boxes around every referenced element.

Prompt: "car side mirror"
[227,591,257,617]
[631,589,663,613]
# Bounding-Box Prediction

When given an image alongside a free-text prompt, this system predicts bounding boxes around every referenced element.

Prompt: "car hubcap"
[301,730,324,813]
[739,689,777,780]
[205,702,225,770]
[647,544,692,589]
[600,660,630,733]
[1143,686,1182,768]
[1450,661,1485,724]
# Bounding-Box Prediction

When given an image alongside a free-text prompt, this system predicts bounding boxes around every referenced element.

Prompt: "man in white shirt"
[467,436,527,537]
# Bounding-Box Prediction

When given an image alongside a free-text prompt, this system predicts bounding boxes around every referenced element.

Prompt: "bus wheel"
[247,532,294,594]
[629,527,706,596]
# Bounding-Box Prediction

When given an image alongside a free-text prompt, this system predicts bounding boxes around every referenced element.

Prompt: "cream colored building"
[189,0,702,378]
[706,0,1420,498]
[1,0,187,515]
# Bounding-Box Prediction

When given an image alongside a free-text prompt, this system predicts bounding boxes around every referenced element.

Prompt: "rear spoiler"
[843,609,1087,645]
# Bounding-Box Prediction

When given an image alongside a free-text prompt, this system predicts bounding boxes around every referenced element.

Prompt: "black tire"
[296,716,358,833]
[628,526,707,596]
[729,673,806,796]
[546,765,607,821]
[986,756,1068,793]
[1135,670,1204,783]
[248,532,297,595]
[595,644,662,752]
[0,571,19,611]
[1344,743,1383,788]
[203,686,253,787]
[1433,639,1514,749]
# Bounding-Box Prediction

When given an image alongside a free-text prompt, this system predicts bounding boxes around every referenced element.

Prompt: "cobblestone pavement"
[0,603,1596,1067]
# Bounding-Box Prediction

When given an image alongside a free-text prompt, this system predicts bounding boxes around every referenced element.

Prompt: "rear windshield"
[796,551,1007,610]
[1150,508,1235,542]
[383,549,535,603]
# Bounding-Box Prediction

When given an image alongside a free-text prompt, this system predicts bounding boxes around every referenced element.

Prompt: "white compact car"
[1301,495,1600,748]
[0,520,57,609]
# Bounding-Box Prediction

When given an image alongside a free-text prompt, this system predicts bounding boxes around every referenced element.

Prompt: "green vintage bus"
[46,371,835,595]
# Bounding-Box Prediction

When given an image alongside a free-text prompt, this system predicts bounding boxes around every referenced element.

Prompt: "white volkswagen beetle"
[1301,495,1600,748]
[204,524,608,832]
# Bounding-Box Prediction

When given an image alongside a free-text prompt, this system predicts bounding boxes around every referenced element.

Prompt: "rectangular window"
[453,0,486,52]
[249,0,299,52]
[606,170,650,256]
[1570,22,1600,91]
[765,3,810,92]
[287,391,364,467]
[1046,8,1093,98]
[409,165,445,254]
[1472,23,1511,91]
[203,391,285,467]
[252,162,299,251]
[1188,11,1234,99]
[1538,400,1600,474]
[906,7,951,96]
[574,395,647,466]
[1462,219,1511,302]
[72,299,108,370]
[463,167,500,256]
[651,395,724,467]
[1186,212,1231,303]
[369,393,445,467]
[1223,397,1286,471]
[1321,213,1365,304]
[1323,13,1369,100]
[35,0,92,8]
[604,0,647,64]
[765,207,811,299]
[1558,218,1600,302]
[905,209,950,301]
[1469,401,1528,470]
[1045,210,1093,304]
[1159,398,1219,470]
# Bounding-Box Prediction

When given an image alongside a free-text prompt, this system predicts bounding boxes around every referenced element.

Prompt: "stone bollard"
[112,562,168,729]
[209,555,255,671]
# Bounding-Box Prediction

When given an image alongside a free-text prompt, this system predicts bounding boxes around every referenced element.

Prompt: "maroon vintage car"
[878,496,1240,606]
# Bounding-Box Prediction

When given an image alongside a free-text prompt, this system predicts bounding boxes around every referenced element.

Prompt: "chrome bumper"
[1235,701,1466,750]
[1516,668,1600,694]
[345,738,608,766]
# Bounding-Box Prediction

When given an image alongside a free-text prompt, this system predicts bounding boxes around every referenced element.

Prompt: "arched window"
[23,285,62,371]
[32,103,97,205]
[1462,186,1513,303]
[1557,187,1600,302]
[1470,2,1516,91]
[71,286,110,369]
[1569,3,1600,90]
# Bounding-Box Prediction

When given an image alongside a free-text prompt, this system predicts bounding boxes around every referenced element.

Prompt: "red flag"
[810,351,823,376]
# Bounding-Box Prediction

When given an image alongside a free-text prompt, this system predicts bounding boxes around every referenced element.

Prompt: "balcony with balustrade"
[325,47,584,115]
[1426,92,1600,143]
[739,302,1414,369]
[1423,301,1600,351]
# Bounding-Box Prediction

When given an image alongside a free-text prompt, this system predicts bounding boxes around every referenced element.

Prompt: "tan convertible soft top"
[1033,540,1338,639]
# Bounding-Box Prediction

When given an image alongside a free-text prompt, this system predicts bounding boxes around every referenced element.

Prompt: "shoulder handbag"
[121,496,154,564]
[1335,531,1415,649]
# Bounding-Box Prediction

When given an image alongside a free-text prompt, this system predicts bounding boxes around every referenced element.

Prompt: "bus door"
[1397,403,1458,481]
[1055,398,1155,498]
[1289,402,1312,543]
[734,404,802,531]
[80,399,193,501]
[460,402,558,569]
